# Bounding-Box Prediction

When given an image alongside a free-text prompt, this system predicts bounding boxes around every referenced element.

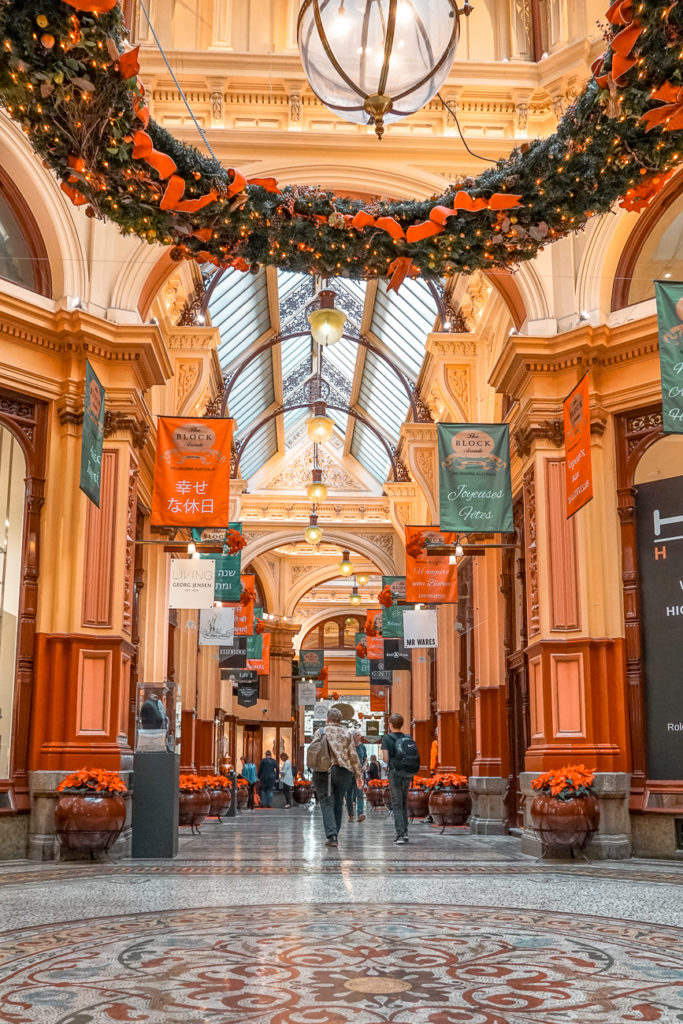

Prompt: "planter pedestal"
[520,772,632,859]
[469,777,508,835]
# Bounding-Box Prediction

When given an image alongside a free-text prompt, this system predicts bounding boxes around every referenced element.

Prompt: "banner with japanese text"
[437,423,513,533]
[654,281,683,432]
[563,374,593,517]
[79,360,105,506]
[151,417,233,527]
[405,526,458,604]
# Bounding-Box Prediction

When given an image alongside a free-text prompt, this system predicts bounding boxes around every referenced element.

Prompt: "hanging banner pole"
[654,280,683,433]
[563,372,593,518]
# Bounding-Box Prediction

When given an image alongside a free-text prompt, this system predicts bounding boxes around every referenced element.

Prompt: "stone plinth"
[520,772,632,860]
[469,777,508,835]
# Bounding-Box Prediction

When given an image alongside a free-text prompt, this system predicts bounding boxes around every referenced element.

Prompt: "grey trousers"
[389,772,411,838]
[313,766,354,839]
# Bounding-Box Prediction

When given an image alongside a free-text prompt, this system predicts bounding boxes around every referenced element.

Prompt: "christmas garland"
[0,0,682,285]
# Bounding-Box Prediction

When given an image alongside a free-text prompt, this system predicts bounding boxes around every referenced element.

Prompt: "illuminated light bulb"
[306,401,335,443]
[307,467,328,502]
[187,542,196,555]
[307,290,347,346]
[356,574,369,586]
[455,542,464,558]
[339,548,354,576]
[349,587,362,607]
[305,511,323,545]
[449,554,457,565]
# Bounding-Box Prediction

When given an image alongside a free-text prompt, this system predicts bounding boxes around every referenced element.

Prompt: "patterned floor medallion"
[1,903,682,1024]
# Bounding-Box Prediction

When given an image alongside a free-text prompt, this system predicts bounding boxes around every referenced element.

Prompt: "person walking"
[257,750,278,808]
[367,754,381,781]
[381,713,421,844]
[307,708,363,848]
[279,752,294,808]
[240,755,257,810]
[346,730,368,823]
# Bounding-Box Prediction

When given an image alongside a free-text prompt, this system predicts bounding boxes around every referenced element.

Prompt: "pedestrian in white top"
[279,752,295,808]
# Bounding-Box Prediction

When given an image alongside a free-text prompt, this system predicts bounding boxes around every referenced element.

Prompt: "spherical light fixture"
[308,290,347,347]
[339,548,354,576]
[349,586,362,607]
[306,401,335,443]
[356,573,369,586]
[298,0,470,140]
[307,467,328,503]
[305,511,323,545]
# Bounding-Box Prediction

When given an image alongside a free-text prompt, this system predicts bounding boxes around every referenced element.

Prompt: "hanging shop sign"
[370,684,389,711]
[355,632,370,677]
[196,523,243,602]
[236,674,260,709]
[383,638,412,671]
[169,558,215,609]
[403,608,439,649]
[247,633,271,675]
[405,526,458,604]
[246,608,264,659]
[369,661,393,685]
[219,637,247,668]
[365,720,380,738]
[300,649,325,679]
[654,281,683,433]
[563,374,594,517]
[198,607,234,646]
[79,360,105,506]
[297,682,317,706]
[151,417,234,527]
[437,423,513,533]
[225,575,255,636]
[382,576,406,602]
[635,475,683,780]
[314,700,332,718]
[366,635,384,660]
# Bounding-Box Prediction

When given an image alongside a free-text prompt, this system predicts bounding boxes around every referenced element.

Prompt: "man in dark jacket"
[257,750,278,807]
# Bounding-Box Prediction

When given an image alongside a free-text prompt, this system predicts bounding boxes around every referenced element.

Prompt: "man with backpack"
[381,713,421,844]
[307,708,363,848]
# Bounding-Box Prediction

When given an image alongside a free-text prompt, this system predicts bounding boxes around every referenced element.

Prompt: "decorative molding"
[513,420,564,458]
[103,411,150,451]
[264,446,370,493]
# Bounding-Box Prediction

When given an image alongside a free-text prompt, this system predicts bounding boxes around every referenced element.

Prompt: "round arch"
[242,528,397,580]
[292,604,369,653]
[283,563,380,618]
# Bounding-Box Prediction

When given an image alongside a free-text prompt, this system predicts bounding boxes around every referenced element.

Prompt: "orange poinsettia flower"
[356,641,367,659]
[531,764,595,801]
[226,528,247,555]
[377,585,394,608]
[58,768,127,794]
[406,534,426,558]
[367,779,388,789]
[179,773,209,793]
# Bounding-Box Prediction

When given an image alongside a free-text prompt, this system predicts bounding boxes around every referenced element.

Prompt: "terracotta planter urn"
[428,786,472,828]
[236,786,249,809]
[55,792,126,854]
[209,788,232,819]
[531,794,599,852]
[407,787,430,819]
[178,789,211,832]
[366,787,386,808]
[293,785,313,805]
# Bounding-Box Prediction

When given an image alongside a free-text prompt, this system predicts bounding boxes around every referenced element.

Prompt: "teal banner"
[438,423,513,533]
[246,607,264,658]
[382,603,405,638]
[355,632,370,676]
[381,576,406,602]
[79,361,105,506]
[197,523,243,602]
[654,281,683,432]
[300,649,325,680]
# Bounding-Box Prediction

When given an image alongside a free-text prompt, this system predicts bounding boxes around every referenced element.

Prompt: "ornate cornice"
[513,420,564,458]
[104,411,151,451]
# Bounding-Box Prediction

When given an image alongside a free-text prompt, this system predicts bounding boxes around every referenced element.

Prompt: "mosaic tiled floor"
[1,809,682,1022]
[1,903,682,1023]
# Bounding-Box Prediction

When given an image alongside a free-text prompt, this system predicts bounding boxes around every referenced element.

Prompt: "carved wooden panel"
[546,459,580,631]
[82,450,118,628]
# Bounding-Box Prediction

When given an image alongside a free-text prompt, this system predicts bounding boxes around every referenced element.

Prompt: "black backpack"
[391,734,421,776]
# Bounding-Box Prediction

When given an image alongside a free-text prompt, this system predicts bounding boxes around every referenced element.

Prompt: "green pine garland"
[0,0,681,280]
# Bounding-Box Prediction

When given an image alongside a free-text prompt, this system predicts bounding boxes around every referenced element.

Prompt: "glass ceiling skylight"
[370,277,439,378]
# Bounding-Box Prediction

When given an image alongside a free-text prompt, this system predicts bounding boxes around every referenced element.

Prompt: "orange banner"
[563,375,593,518]
[367,635,384,660]
[247,632,271,675]
[227,575,255,636]
[405,526,458,604]
[151,417,233,527]
[370,685,389,712]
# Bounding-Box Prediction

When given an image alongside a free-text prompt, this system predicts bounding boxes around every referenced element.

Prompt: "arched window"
[323,620,340,649]
[0,424,26,781]
[0,168,51,296]
[343,616,361,647]
[612,175,683,310]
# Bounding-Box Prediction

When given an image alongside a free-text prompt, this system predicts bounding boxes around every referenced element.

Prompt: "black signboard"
[636,476,683,780]
[369,660,393,685]
[383,639,412,671]
[236,672,260,708]
[219,638,247,668]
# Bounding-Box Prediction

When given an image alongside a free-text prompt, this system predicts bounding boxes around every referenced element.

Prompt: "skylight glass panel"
[283,406,309,442]
[277,270,304,306]
[370,277,439,378]
[322,338,358,383]
[350,420,391,482]
[230,349,274,435]
[336,278,367,306]
[357,350,408,441]
[239,418,278,480]
[330,407,349,438]
[281,336,312,381]
[209,268,271,366]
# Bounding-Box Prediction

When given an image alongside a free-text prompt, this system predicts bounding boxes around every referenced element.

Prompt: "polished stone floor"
[1,804,682,1023]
